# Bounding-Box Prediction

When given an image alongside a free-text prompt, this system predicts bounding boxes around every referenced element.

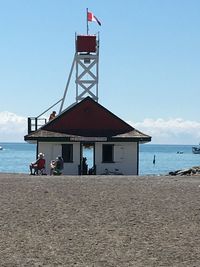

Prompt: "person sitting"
[49,111,56,121]
[30,153,46,175]
[50,156,64,175]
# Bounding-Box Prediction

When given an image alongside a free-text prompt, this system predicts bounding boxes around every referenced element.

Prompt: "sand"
[0,173,200,266]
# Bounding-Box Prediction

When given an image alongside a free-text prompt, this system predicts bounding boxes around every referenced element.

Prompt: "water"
[139,144,200,175]
[0,143,199,175]
[0,143,36,174]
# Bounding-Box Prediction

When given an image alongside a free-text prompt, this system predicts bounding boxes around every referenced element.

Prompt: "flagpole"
[86,8,89,35]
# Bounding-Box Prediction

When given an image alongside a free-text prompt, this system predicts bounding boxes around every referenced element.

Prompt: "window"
[62,144,73,162]
[102,144,114,163]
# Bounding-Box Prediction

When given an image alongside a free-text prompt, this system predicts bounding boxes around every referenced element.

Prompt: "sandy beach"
[0,173,200,266]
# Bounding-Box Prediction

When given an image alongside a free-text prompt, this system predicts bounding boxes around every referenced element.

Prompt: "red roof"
[42,97,134,137]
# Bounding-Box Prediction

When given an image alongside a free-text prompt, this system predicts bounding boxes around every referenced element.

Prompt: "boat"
[0,146,3,150]
[192,146,200,154]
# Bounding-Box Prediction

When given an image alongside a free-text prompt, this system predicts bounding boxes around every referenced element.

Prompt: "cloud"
[0,111,200,144]
[0,111,27,142]
[128,118,200,145]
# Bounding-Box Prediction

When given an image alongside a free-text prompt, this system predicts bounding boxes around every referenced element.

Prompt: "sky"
[0,0,200,144]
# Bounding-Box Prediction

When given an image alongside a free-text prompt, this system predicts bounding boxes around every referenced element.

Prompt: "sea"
[0,143,200,175]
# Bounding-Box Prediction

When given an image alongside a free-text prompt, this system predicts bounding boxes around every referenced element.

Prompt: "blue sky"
[0,0,200,144]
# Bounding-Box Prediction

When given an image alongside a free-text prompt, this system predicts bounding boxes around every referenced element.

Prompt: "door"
[80,142,95,175]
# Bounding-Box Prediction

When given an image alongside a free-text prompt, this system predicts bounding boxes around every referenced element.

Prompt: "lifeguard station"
[25,11,151,175]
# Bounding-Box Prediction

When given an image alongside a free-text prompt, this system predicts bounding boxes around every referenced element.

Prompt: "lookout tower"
[75,34,99,102]
[59,33,99,113]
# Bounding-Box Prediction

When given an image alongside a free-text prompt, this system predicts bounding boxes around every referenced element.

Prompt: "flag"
[87,11,101,26]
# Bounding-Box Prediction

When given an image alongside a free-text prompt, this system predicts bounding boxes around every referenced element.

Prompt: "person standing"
[82,157,88,175]
[153,155,156,165]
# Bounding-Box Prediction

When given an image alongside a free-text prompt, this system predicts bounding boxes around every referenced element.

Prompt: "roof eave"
[24,135,151,143]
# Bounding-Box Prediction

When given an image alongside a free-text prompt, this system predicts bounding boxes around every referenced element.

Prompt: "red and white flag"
[87,11,101,26]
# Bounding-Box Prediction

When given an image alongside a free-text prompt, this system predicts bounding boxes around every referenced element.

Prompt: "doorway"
[80,142,95,175]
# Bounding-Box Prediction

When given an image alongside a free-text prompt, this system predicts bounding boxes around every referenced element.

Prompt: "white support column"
[59,55,76,114]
